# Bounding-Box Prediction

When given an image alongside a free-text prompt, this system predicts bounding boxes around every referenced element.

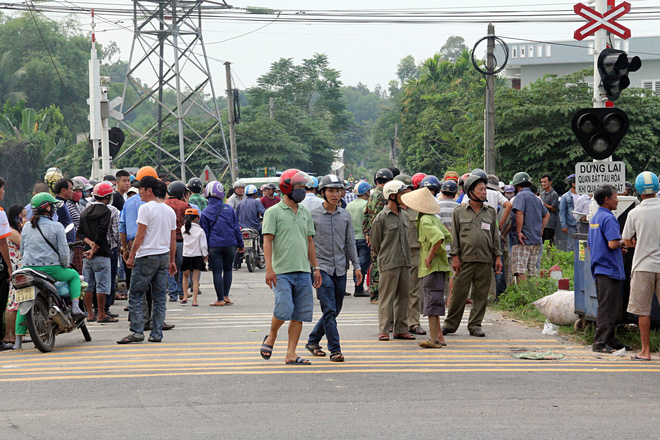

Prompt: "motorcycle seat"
[28,269,57,284]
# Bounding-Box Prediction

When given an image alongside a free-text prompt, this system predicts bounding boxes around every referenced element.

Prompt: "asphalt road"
[1,268,659,439]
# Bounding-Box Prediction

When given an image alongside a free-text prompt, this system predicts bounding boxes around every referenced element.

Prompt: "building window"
[520,46,526,58]
[546,44,552,57]
[512,46,518,58]
[624,40,630,52]
[642,80,660,95]
[529,45,534,58]
[588,42,594,55]
[537,45,543,57]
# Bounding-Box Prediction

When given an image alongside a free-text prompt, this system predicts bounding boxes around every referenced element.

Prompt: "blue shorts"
[83,255,111,295]
[273,272,314,322]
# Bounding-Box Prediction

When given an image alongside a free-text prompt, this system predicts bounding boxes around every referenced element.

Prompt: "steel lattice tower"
[116,0,230,181]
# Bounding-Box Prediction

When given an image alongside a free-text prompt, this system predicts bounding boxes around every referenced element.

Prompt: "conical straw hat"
[401,187,441,215]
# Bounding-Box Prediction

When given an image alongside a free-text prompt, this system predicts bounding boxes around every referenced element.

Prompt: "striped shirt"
[437,198,459,252]
[622,197,660,273]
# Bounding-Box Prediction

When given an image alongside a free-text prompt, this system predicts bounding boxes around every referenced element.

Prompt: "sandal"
[409,325,427,335]
[260,335,273,360]
[116,334,144,344]
[393,333,416,340]
[330,352,344,362]
[418,339,443,349]
[378,334,390,341]
[305,343,327,357]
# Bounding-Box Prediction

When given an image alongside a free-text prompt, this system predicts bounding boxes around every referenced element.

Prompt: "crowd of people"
[2,163,659,364]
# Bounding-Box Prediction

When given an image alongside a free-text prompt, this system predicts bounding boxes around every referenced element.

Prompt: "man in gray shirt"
[306,175,362,362]
[540,174,559,244]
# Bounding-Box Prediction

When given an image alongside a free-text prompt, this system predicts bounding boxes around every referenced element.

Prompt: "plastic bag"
[542,320,559,336]
[512,350,564,360]
[533,290,578,326]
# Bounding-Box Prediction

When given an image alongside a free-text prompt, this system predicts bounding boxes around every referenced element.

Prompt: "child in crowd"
[181,208,208,307]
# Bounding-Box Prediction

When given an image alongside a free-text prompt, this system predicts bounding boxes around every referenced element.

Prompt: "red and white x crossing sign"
[574,1,631,41]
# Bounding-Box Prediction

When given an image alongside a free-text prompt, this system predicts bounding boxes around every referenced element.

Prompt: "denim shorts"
[83,255,111,295]
[273,272,314,322]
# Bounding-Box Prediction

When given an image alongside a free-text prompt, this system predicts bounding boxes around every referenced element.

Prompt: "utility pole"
[593,0,608,112]
[225,61,239,182]
[483,23,496,174]
[88,10,101,181]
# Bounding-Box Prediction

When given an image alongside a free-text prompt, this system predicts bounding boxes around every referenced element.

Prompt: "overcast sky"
[50,0,660,90]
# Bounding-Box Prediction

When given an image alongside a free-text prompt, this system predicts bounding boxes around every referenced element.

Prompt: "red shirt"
[260,195,281,210]
[165,198,190,241]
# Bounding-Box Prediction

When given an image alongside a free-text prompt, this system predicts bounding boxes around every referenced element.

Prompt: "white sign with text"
[575,161,625,194]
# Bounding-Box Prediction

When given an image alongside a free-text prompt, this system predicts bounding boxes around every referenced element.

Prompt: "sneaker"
[162,323,175,331]
[468,327,486,337]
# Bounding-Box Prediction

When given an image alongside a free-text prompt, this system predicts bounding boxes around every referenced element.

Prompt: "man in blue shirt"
[588,184,627,354]
[510,172,549,283]
[236,185,265,233]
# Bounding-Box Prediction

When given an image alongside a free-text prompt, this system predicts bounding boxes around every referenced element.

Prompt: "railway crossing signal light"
[597,48,641,101]
[108,127,125,157]
[571,108,629,160]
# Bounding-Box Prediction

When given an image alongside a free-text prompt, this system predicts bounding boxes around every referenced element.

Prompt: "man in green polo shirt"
[260,169,322,366]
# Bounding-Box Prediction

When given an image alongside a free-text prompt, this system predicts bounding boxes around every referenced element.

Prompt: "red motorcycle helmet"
[279,169,312,195]
[93,181,114,198]
[412,173,427,189]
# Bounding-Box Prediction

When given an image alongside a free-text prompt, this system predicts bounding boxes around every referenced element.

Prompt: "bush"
[494,244,575,323]
[497,277,558,312]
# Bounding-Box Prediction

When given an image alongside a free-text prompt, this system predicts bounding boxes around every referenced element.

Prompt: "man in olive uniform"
[442,174,503,338]
[395,174,426,335]
[362,168,394,304]
[371,180,414,341]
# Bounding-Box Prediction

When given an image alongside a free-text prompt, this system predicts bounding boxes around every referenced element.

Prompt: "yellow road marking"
[1,367,659,382]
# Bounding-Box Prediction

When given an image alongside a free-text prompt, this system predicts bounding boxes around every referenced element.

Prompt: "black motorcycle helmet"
[187,177,203,194]
[167,181,187,199]
[374,168,394,185]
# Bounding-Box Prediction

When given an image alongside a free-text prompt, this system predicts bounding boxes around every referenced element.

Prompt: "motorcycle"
[242,227,265,273]
[11,224,91,353]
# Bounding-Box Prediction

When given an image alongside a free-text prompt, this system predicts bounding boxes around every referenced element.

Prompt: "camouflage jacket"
[362,186,387,237]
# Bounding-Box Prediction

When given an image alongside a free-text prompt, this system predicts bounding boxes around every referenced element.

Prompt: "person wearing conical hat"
[370,180,413,341]
[402,188,452,348]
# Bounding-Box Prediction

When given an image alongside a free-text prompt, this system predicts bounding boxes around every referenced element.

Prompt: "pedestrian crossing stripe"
[0,340,652,381]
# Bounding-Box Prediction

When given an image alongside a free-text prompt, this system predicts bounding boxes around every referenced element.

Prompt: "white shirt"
[181,222,208,257]
[136,201,176,258]
[461,188,508,210]
[300,192,324,211]
[622,197,660,273]
[0,207,11,239]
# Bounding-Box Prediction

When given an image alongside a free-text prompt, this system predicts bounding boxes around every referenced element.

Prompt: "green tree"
[396,55,420,84]
[439,36,468,62]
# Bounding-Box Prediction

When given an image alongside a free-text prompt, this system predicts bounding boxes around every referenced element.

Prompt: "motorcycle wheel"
[26,296,56,353]
[80,323,92,342]
[257,257,266,270]
[246,251,255,273]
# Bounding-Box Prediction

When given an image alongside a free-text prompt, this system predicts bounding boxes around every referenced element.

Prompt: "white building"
[496,36,660,92]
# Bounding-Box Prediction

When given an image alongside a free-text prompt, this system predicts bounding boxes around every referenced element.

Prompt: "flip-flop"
[393,333,416,340]
[209,301,225,307]
[192,304,199,307]
[223,300,234,306]
[260,335,273,360]
[285,356,311,365]
[631,355,651,361]
[117,334,144,344]
[378,334,390,341]
[87,317,97,323]
[97,316,119,323]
